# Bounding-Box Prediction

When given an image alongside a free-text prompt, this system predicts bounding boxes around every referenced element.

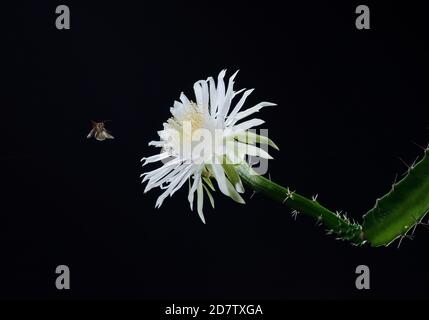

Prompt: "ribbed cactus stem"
[362,147,429,246]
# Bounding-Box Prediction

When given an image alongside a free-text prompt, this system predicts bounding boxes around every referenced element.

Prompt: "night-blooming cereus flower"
[141,70,278,223]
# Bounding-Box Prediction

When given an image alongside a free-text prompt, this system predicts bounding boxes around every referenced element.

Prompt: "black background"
[2,1,429,299]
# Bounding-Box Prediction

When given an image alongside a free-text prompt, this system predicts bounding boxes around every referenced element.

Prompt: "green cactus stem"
[362,148,429,247]
[237,145,429,247]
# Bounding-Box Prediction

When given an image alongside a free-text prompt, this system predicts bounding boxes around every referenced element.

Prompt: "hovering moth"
[87,121,114,141]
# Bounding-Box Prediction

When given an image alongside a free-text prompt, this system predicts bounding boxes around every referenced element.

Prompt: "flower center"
[181,103,205,133]
[163,102,216,161]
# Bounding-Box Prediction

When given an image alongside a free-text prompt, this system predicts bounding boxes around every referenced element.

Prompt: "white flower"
[141,70,278,223]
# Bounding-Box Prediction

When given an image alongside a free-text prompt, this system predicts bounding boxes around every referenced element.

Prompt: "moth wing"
[87,128,96,138]
[104,131,114,139]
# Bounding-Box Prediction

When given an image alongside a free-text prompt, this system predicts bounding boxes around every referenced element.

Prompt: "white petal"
[144,170,173,192]
[188,173,200,210]
[170,165,197,196]
[193,82,203,107]
[203,184,215,208]
[148,140,165,147]
[225,178,245,204]
[200,80,209,112]
[234,131,279,150]
[225,89,254,126]
[233,88,246,97]
[145,164,183,191]
[155,165,195,208]
[144,162,187,192]
[141,152,171,166]
[231,118,265,134]
[173,100,183,110]
[209,163,230,196]
[180,92,191,106]
[141,159,179,182]
[230,102,276,125]
[237,142,273,159]
[197,177,206,223]
[215,69,227,117]
[220,70,239,119]
[225,140,245,164]
[208,77,217,115]
[171,101,185,119]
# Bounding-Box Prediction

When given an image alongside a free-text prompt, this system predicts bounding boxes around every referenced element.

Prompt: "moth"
[87,121,114,141]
